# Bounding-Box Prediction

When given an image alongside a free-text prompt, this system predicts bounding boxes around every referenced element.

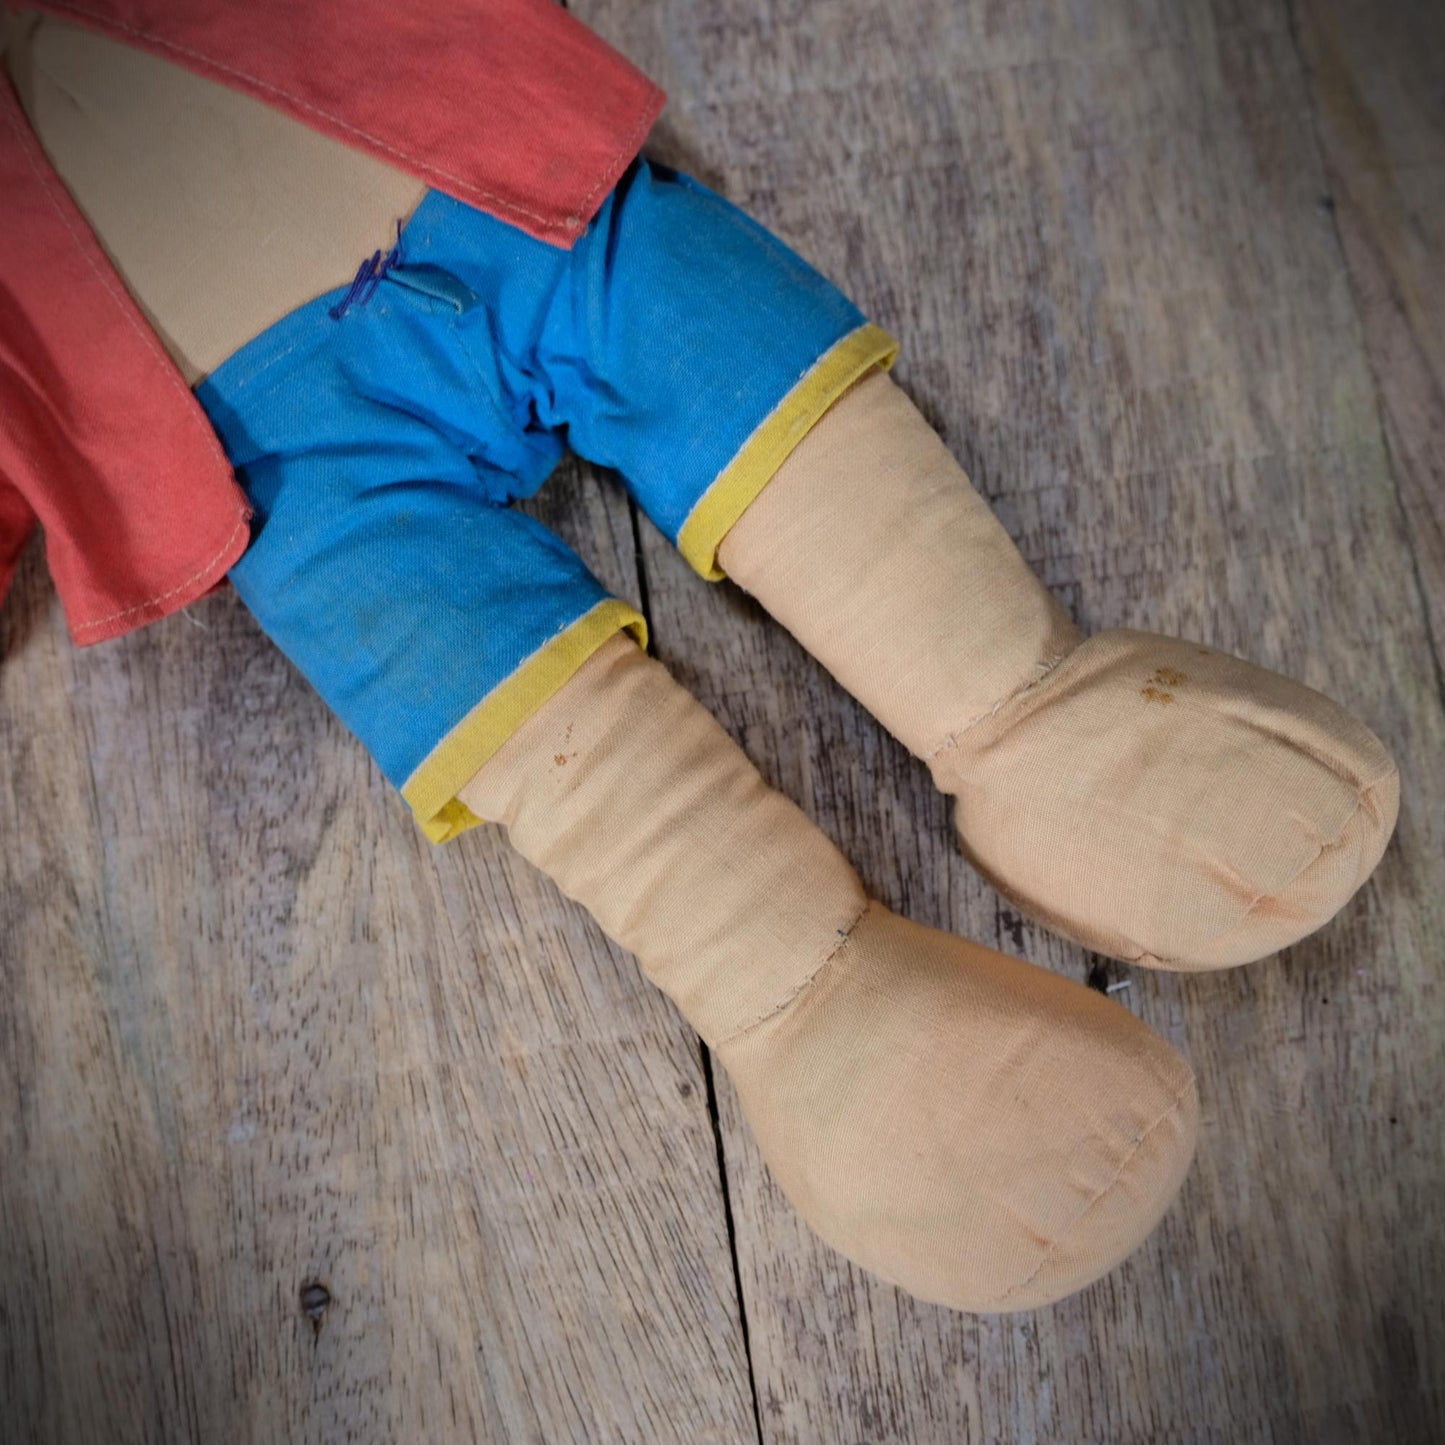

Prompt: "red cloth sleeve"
[0,71,250,645]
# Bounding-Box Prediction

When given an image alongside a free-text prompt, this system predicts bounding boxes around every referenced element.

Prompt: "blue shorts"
[196,157,897,840]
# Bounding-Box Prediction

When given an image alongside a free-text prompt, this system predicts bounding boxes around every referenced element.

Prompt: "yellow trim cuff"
[402,597,648,843]
[676,322,900,580]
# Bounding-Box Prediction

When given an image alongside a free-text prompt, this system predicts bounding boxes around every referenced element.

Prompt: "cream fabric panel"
[3,9,427,383]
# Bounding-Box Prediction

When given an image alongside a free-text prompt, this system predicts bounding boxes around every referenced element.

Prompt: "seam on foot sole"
[990,1069,1196,1308]
[1142,775,1393,969]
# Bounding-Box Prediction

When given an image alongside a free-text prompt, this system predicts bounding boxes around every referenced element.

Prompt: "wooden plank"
[0,466,759,1443]
[1293,0,1445,688]
[574,0,1445,1440]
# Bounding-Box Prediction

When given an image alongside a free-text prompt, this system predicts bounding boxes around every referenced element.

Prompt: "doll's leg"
[458,628,1197,1311]
[472,156,1396,972]
[716,372,1399,969]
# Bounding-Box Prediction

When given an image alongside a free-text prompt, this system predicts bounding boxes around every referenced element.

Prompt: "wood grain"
[574,0,1445,1441]
[1292,0,1445,688]
[0,469,757,1443]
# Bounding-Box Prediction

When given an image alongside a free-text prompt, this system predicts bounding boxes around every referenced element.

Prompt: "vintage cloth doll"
[0,1,1398,1311]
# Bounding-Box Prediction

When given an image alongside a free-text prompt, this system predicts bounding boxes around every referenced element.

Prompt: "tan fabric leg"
[3,9,427,384]
[460,633,1197,1311]
[718,370,1399,970]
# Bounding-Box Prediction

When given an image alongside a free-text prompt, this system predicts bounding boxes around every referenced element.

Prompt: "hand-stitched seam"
[2,84,234,472]
[714,898,872,1049]
[1139,776,1389,967]
[71,512,248,632]
[925,648,1073,761]
[568,82,663,223]
[39,0,660,238]
[993,1068,1195,1306]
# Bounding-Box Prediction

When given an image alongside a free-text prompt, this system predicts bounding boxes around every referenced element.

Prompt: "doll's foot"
[717,900,1199,1311]
[928,630,1399,969]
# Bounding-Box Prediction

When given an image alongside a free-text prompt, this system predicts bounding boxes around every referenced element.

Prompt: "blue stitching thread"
[329,219,405,321]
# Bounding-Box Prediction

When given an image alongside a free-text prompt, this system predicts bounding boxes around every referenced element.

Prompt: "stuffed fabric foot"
[460,633,1197,1310]
[718,369,1399,970]
[720,900,1198,1308]
[930,629,1399,969]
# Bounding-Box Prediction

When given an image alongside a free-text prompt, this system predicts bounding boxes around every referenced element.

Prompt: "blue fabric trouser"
[196,157,897,840]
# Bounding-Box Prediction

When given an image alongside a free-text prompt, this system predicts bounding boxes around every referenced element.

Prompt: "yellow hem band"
[402,597,648,843]
[676,322,901,580]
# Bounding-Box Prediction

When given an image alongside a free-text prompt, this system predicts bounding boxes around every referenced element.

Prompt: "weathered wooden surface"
[1293,0,1445,682]
[578,0,1445,1441]
[2,1,1443,1442]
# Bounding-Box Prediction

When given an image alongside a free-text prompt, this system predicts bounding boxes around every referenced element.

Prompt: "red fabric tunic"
[1,74,251,643]
[0,0,665,643]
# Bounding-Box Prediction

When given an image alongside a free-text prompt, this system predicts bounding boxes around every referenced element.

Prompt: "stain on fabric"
[1142,665,1188,701]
